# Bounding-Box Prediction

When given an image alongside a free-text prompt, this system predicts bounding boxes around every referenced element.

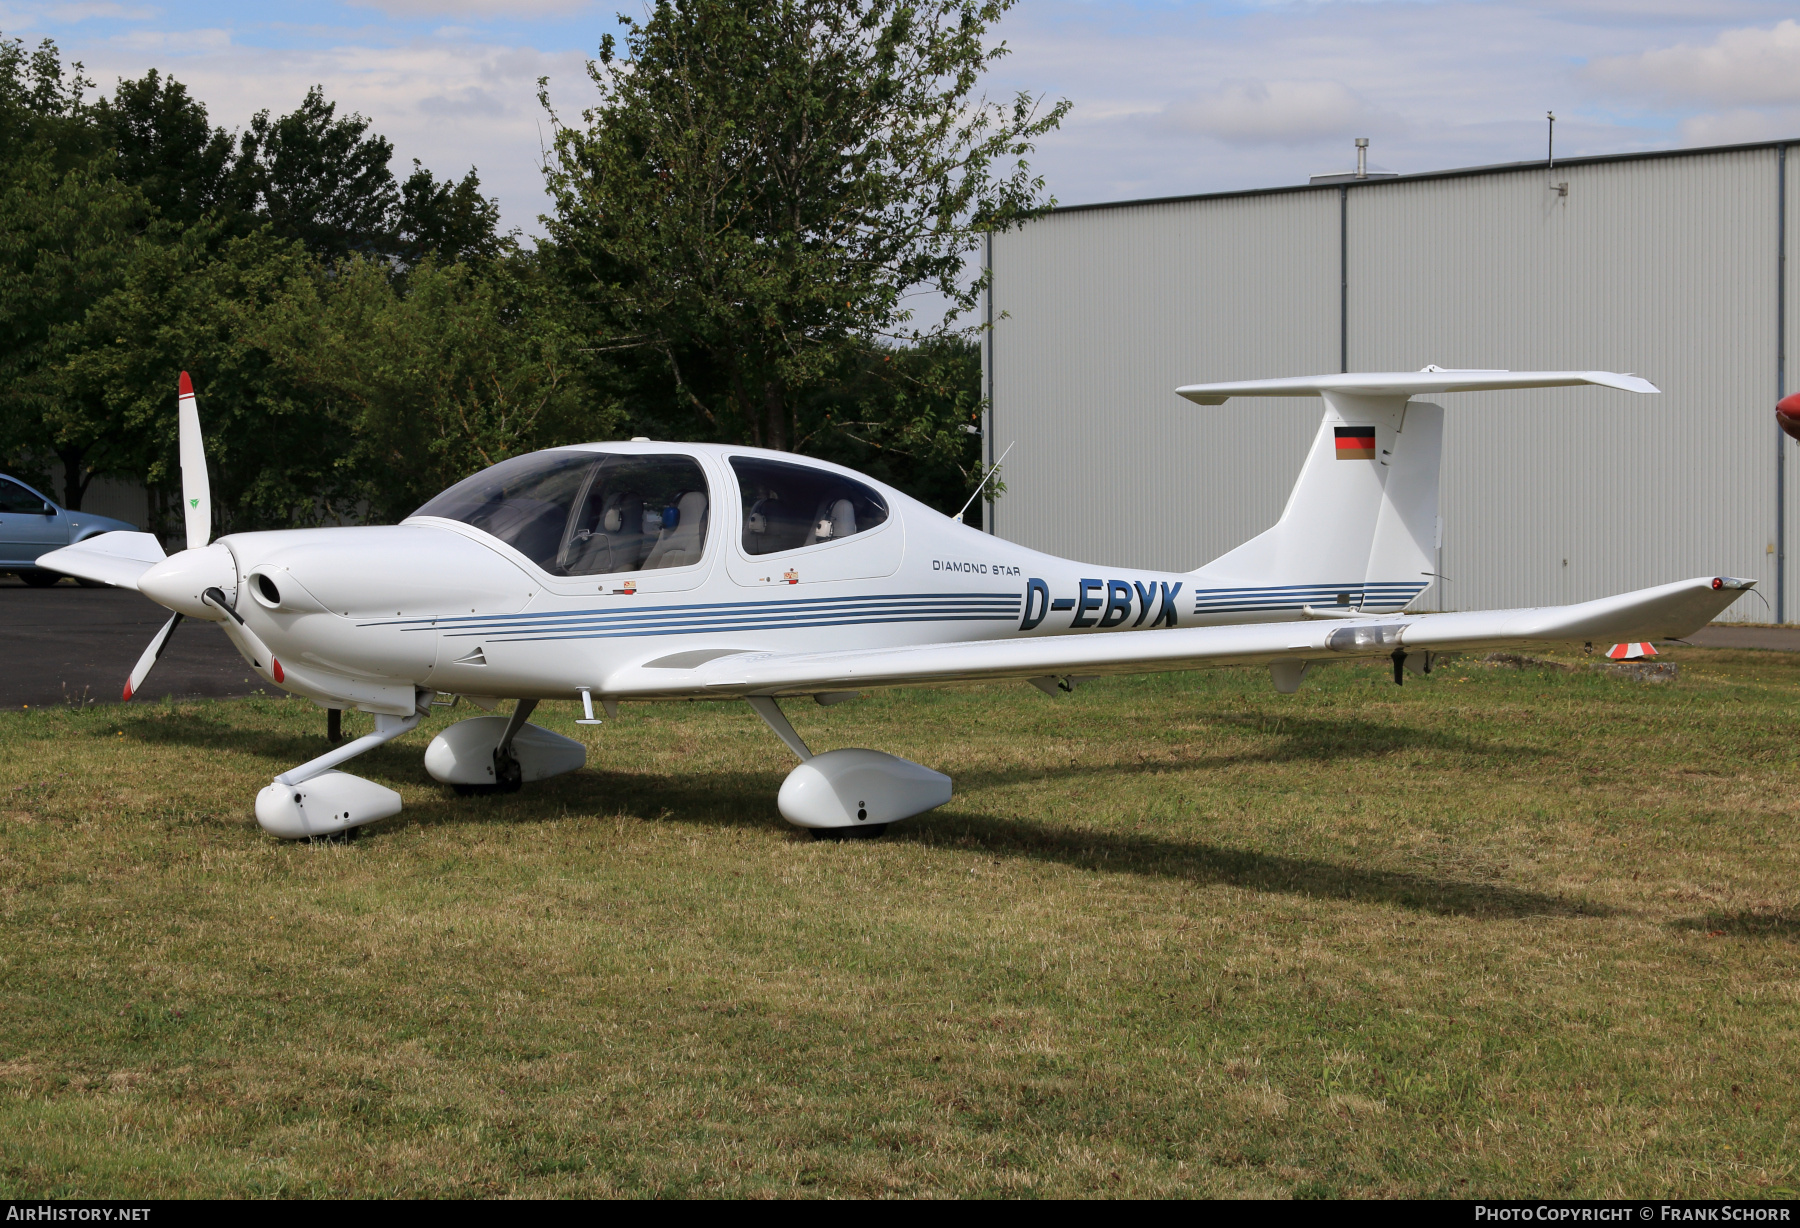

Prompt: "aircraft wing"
[1176,369,1659,404]
[36,531,167,590]
[603,575,1749,698]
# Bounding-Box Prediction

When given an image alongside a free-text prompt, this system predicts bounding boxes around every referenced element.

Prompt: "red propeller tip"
[178,370,193,398]
[272,658,284,683]
[1779,392,1800,440]
[121,682,132,701]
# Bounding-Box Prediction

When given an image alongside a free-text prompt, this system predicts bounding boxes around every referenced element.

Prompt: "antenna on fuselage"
[954,440,1014,524]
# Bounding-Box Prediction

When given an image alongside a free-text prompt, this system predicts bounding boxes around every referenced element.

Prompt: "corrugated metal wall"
[989,191,1338,570]
[1349,150,1776,621]
[1783,148,1800,622]
[992,145,1791,622]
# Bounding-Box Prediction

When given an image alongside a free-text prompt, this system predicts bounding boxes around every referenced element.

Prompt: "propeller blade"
[178,371,210,550]
[123,612,183,702]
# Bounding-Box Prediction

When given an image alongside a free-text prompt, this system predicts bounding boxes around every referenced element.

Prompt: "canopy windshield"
[413,450,710,576]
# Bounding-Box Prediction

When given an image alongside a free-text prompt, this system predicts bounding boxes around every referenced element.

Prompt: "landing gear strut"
[450,699,536,795]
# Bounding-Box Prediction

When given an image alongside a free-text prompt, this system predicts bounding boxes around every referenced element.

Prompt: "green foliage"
[0,35,99,169]
[542,0,1063,454]
[801,335,992,520]
[0,149,154,504]
[91,69,239,231]
[55,225,359,533]
[0,37,549,528]
[397,160,509,265]
[234,86,400,260]
[282,255,617,523]
[0,13,1042,532]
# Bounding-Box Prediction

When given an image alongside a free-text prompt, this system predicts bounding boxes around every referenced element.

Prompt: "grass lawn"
[0,646,1796,1198]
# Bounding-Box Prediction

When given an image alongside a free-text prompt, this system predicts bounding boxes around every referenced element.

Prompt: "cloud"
[111,26,231,52]
[1677,106,1800,145]
[1586,18,1800,106]
[418,84,508,119]
[1159,78,1397,147]
[344,0,597,16]
[45,2,157,20]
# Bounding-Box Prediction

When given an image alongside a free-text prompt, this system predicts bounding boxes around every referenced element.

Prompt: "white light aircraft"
[42,368,1748,841]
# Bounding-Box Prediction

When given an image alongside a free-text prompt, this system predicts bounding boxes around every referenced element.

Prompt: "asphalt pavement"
[1684,625,1800,651]
[1,573,269,709]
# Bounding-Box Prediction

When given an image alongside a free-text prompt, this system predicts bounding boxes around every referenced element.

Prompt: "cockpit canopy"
[413,450,710,576]
[730,456,888,556]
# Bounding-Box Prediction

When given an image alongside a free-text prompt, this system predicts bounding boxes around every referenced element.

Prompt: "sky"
[4,0,1800,236]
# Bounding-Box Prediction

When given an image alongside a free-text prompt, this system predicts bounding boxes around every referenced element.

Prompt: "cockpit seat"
[643,491,708,569]
[562,492,644,575]
[803,497,858,546]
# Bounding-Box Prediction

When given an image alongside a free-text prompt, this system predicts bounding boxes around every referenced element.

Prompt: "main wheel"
[808,824,891,841]
[449,746,525,797]
[451,782,524,797]
[19,569,60,588]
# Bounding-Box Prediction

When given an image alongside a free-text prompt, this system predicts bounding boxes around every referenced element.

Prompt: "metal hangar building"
[978,139,1800,624]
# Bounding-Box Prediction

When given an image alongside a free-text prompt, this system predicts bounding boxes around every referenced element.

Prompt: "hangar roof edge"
[1043,137,1800,216]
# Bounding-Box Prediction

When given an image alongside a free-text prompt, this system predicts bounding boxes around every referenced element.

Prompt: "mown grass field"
[0,646,1796,1198]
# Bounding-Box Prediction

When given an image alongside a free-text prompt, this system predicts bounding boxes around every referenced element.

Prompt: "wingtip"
[1175,389,1230,405]
[178,370,193,398]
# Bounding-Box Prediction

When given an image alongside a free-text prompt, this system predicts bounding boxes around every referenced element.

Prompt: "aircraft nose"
[139,542,238,619]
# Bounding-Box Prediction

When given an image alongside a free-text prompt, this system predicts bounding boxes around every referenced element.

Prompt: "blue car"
[0,473,140,586]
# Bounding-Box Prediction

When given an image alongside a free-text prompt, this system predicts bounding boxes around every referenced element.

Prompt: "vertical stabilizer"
[1190,394,1438,615]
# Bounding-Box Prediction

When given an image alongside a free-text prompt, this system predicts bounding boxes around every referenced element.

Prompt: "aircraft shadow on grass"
[948,712,1542,792]
[119,708,1592,920]
[116,709,413,772]
[398,760,1600,922]
[895,814,1604,921]
[1670,911,1800,941]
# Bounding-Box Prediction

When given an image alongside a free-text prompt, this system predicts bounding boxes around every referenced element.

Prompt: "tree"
[234,86,401,259]
[52,225,361,532]
[284,255,612,522]
[397,161,507,264]
[541,0,1065,452]
[0,38,606,532]
[0,35,99,171]
[92,69,240,231]
[0,151,153,507]
[798,335,989,520]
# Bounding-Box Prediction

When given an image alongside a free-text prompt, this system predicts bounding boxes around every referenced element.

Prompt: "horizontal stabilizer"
[599,576,1748,698]
[36,532,167,590]
[1176,367,1659,405]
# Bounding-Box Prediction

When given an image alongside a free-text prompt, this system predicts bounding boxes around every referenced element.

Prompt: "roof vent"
[1310,137,1400,185]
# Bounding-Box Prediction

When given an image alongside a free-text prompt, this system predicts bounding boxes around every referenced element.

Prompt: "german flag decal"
[1334,426,1376,459]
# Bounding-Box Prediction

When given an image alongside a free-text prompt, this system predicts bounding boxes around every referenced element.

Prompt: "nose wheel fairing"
[256,771,403,840]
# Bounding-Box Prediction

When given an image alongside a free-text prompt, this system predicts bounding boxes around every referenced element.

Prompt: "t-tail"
[1175,367,1659,620]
